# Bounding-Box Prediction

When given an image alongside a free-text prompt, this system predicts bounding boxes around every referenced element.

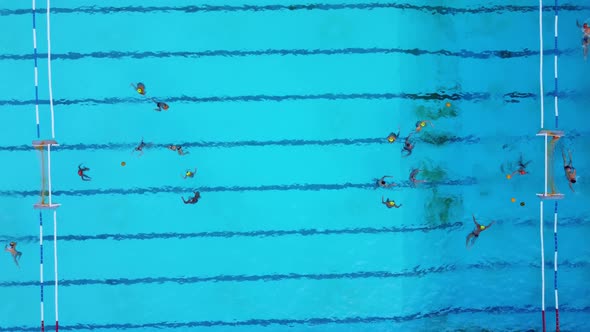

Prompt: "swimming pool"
[0,0,589,331]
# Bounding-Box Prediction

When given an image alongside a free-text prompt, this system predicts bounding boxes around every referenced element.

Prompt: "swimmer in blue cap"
[466,214,494,249]
[375,176,397,188]
[182,191,201,204]
[401,133,415,157]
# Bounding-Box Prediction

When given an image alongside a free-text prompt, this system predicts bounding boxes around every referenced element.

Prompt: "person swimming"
[183,168,197,179]
[401,133,415,157]
[131,82,146,95]
[409,168,426,186]
[512,154,531,176]
[466,214,494,249]
[415,120,433,132]
[562,148,577,192]
[134,138,147,157]
[577,20,590,60]
[382,196,402,209]
[375,176,396,188]
[168,145,189,156]
[182,191,201,204]
[386,126,401,143]
[153,100,169,112]
[5,242,22,268]
[77,164,91,181]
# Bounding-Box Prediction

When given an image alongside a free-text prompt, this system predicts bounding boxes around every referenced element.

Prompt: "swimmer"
[511,154,531,176]
[401,133,415,157]
[562,148,577,192]
[466,214,494,249]
[77,164,91,181]
[168,144,189,156]
[375,175,397,188]
[134,138,147,157]
[387,126,401,143]
[415,120,433,132]
[409,168,426,186]
[382,196,402,209]
[577,20,590,60]
[130,82,146,95]
[183,168,197,179]
[153,100,169,112]
[182,191,201,204]
[5,241,22,268]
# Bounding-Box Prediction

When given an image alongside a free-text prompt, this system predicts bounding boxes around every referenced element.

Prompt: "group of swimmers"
[376,120,579,249]
[377,120,432,210]
[75,83,201,206]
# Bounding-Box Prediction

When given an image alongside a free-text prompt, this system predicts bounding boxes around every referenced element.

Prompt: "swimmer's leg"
[465,233,474,248]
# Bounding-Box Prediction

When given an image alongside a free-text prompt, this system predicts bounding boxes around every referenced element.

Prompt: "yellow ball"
[511,198,516,203]
[506,174,511,179]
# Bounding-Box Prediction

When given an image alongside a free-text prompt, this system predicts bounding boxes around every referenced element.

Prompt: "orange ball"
[511,198,516,203]
[121,161,126,166]
[445,102,451,108]
[506,174,511,179]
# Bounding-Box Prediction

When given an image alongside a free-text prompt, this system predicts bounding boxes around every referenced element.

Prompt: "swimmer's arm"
[486,221,495,229]
[381,196,387,205]
[472,215,479,227]
[394,203,402,208]
[577,20,582,28]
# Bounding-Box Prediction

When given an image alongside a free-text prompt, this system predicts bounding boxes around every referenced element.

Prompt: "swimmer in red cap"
[5,242,22,267]
[131,82,146,95]
[511,154,531,176]
[77,164,91,181]
[466,214,494,249]
[562,148,577,192]
[409,168,426,186]
[577,20,590,60]
[154,101,169,112]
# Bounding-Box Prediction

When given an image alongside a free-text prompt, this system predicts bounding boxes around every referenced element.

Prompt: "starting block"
[536,129,564,137]
[32,139,58,147]
[536,193,565,200]
[33,203,61,210]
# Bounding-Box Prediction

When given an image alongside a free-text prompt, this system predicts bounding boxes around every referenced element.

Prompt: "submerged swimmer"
[183,168,197,179]
[409,168,426,186]
[5,242,22,268]
[182,191,201,204]
[375,175,397,188]
[134,138,147,157]
[415,120,433,132]
[131,82,146,95]
[386,126,401,143]
[382,196,402,209]
[153,99,169,112]
[562,148,577,192]
[168,145,189,156]
[466,214,494,249]
[577,20,590,60]
[401,133,415,157]
[512,154,531,176]
[77,164,91,181]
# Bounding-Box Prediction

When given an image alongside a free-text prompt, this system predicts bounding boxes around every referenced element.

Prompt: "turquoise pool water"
[0,0,589,331]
